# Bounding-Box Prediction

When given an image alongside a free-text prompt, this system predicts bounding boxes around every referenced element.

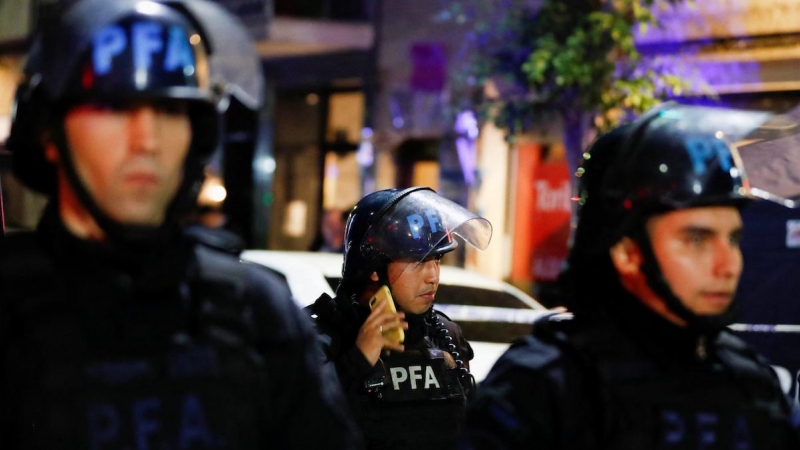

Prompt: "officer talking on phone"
[307,187,493,449]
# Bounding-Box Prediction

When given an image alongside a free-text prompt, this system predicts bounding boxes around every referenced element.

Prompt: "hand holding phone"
[369,285,405,345]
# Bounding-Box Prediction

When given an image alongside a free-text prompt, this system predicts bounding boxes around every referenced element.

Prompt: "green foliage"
[439,0,692,136]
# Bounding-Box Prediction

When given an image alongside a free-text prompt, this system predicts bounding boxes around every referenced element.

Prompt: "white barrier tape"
[434,304,555,324]
[729,323,800,333]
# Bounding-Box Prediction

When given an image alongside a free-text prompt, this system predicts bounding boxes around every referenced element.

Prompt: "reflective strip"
[434,304,552,324]
[729,323,800,333]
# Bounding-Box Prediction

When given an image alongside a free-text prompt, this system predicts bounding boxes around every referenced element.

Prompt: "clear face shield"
[656,104,800,208]
[360,189,492,284]
[734,114,800,209]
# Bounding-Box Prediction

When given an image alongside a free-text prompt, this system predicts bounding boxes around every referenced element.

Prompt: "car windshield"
[436,285,534,343]
[436,285,529,309]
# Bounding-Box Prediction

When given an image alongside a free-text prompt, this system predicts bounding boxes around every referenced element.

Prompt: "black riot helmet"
[565,103,763,329]
[338,187,492,294]
[6,0,263,243]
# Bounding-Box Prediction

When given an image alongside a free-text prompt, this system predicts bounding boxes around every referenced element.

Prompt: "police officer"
[459,104,800,449]
[0,1,361,448]
[308,187,493,449]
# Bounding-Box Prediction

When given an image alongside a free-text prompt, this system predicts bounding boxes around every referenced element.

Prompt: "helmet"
[6,0,262,242]
[339,187,492,291]
[8,0,218,193]
[570,103,753,264]
[566,103,761,328]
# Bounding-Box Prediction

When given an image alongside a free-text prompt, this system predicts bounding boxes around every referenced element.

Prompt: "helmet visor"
[735,113,800,209]
[655,104,800,208]
[360,189,492,271]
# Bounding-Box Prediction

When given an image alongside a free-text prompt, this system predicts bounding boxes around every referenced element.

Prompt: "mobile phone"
[369,285,405,345]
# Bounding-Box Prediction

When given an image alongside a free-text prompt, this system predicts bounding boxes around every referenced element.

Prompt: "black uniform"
[460,291,800,450]
[310,292,474,450]
[0,207,361,449]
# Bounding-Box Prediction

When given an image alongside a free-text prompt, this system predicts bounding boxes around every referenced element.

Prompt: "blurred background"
[2,0,800,308]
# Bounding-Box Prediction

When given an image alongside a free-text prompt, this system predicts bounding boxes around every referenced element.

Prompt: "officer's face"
[58,100,191,227]
[647,206,743,319]
[387,255,442,315]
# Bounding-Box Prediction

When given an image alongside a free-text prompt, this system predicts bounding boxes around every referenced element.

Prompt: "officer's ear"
[609,235,683,324]
[369,271,379,282]
[609,236,643,278]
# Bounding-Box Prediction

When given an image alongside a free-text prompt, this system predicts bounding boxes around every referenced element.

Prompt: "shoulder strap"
[183,225,248,297]
[184,224,244,256]
[185,233,257,347]
[714,329,792,417]
[306,292,335,318]
[191,243,247,299]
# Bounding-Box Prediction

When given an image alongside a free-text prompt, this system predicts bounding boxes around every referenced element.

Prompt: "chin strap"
[50,115,205,247]
[628,225,735,334]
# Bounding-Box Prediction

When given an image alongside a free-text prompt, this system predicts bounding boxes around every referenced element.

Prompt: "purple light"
[356,127,374,167]
[454,110,479,185]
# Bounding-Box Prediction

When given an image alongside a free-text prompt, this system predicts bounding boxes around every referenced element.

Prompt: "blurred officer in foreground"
[459,104,800,449]
[0,1,360,448]
[307,187,492,449]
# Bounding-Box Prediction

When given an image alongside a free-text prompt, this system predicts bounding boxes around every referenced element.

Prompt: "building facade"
[1,0,800,291]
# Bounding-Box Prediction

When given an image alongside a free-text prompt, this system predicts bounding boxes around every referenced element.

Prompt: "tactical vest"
[357,345,468,449]
[0,231,268,449]
[546,323,800,450]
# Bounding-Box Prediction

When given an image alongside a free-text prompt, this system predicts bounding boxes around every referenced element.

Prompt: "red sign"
[510,144,572,284]
[529,162,571,281]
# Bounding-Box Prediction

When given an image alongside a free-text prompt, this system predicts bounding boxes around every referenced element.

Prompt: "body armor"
[310,292,471,450]
[462,301,800,450]
[559,321,798,449]
[0,219,323,449]
[357,326,469,450]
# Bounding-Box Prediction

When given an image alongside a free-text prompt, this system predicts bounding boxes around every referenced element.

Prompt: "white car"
[241,250,552,381]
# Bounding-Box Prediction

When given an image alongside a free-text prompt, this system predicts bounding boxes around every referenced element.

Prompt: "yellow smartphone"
[369,285,405,345]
